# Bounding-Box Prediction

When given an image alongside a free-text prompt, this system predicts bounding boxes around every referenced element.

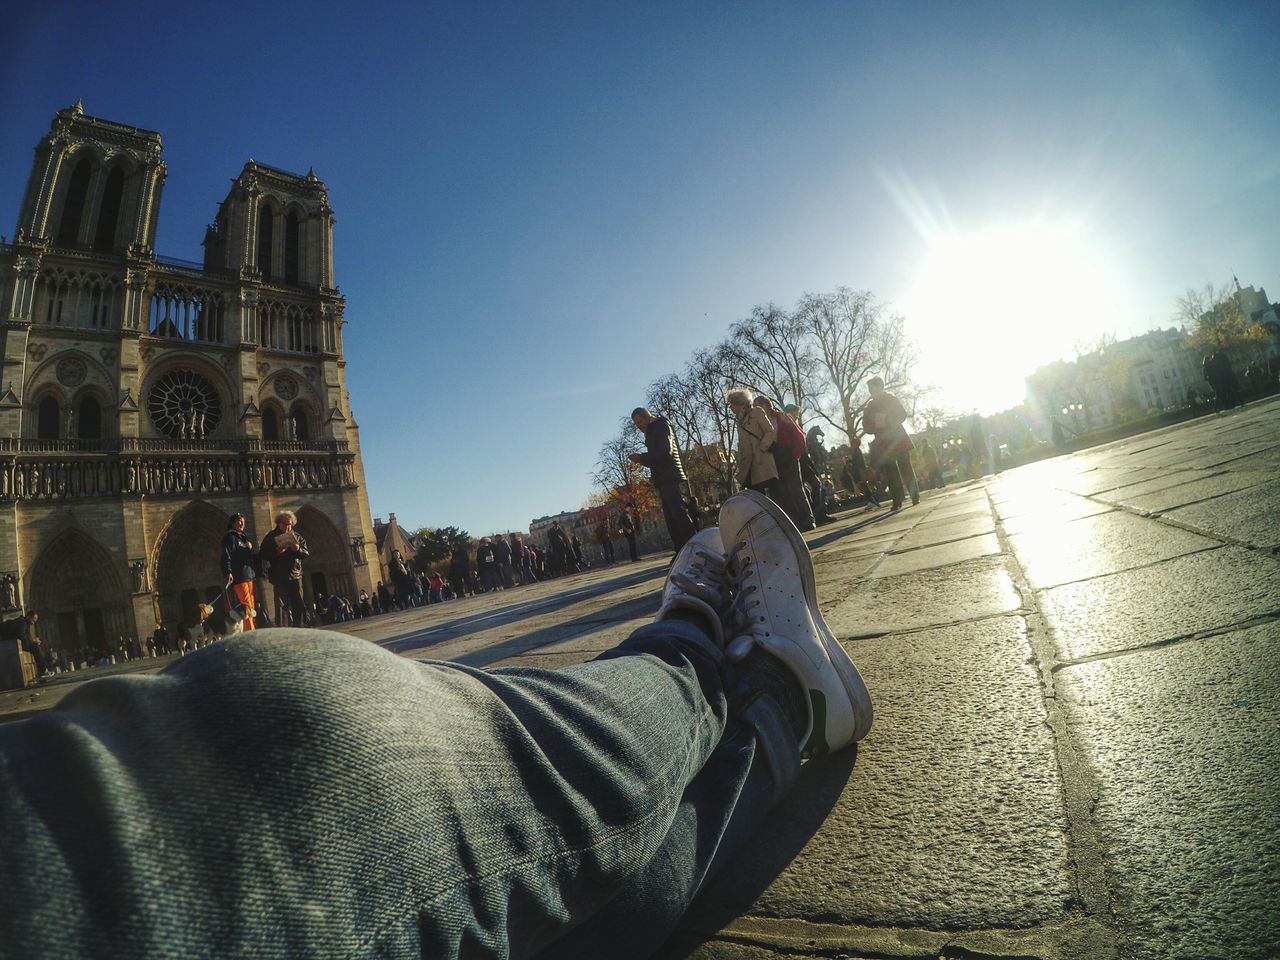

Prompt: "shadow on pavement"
[807,508,904,551]
[456,590,664,667]
[658,746,862,958]
[374,565,668,655]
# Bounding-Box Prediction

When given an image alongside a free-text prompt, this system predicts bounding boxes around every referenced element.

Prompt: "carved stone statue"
[130,560,147,594]
[0,575,16,609]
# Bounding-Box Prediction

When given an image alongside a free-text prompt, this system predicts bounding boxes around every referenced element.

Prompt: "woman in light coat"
[728,388,779,497]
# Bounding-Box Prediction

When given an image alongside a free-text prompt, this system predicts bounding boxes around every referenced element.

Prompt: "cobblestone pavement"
[4,397,1277,958]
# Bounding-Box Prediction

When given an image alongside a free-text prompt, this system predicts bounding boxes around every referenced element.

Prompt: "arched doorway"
[153,501,230,633]
[295,506,355,607]
[27,529,133,661]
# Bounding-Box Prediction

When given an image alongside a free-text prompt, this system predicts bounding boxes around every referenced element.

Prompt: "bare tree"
[685,341,744,497]
[795,287,880,442]
[796,289,921,442]
[872,310,922,415]
[591,418,656,530]
[727,303,817,408]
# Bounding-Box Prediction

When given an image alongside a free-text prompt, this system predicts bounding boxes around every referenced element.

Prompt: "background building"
[0,103,378,657]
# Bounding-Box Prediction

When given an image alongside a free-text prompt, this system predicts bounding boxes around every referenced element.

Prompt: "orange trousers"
[230,580,256,630]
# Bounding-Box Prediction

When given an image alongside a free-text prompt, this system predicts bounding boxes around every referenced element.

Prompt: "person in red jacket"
[753,396,815,531]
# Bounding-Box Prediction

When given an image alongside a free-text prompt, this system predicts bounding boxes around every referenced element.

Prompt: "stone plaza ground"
[3,396,1277,958]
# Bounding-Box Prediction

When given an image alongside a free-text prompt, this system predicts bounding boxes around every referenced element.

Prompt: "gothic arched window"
[37,396,61,440]
[284,211,300,283]
[257,203,274,279]
[56,158,93,248]
[262,407,280,442]
[93,166,126,252]
[291,408,309,442]
[78,396,102,439]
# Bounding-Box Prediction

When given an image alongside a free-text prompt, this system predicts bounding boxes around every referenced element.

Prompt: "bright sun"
[901,220,1127,417]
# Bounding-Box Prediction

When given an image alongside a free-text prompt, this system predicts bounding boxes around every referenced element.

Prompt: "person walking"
[967,414,993,477]
[18,611,48,678]
[390,550,415,609]
[619,511,639,562]
[727,388,779,500]
[548,521,573,576]
[505,534,520,587]
[476,538,501,592]
[493,534,514,589]
[448,544,471,599]
[629,407,696,554]
[754,396,814,531]
[259,511,309,626]
[919,437,943,490]
[796,415,833,524]
[863,376,918,510]
[221,513,259,630]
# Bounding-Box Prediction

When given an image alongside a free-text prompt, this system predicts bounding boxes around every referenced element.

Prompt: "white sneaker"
[719,491,874,755]
[656,527,730,648]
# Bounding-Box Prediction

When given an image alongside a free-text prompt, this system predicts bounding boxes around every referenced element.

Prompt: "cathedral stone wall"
[0,103,378,659]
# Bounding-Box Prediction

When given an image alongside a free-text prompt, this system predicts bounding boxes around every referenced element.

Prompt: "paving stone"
[1118,470,1270,514]
[926,498,993,523]
[893,512,996,551]
[1063,468,1167,496]
[991,486,1096,521]
[1162,480,1280,549]
[1093,469,1216,501]
[1178,439,1280,470]
[826,554,1021,636]
[1058,622,1280,960]
[695,617,1074,929]
[998,498,1114,536]
[813,554,884,601]
[1040,547,1280,660]
[1009,512,1218,590]
[811,531,902,562]
[876,532,1001,578]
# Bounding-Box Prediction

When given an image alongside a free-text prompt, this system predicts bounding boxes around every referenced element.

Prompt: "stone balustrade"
[0,447,356,501]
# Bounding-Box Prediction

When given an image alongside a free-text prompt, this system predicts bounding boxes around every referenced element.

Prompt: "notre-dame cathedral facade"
[0,102,378,655]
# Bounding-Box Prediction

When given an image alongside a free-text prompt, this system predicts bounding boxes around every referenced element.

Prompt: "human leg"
[280,580,306,626]
[231,580,256,630]
[658,481,696,553]
[776,458,815,530]
[896,452,920,505]
[881,459,905,509]
[0,523,796,960]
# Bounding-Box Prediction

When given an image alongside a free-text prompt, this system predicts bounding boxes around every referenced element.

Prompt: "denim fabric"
[0,621,794,959]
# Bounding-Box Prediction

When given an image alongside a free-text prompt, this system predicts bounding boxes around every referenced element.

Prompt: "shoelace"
[669,547,729,607]
[722,539,768,660]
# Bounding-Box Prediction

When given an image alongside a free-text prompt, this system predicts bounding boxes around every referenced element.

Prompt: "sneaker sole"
[732,490,874,742]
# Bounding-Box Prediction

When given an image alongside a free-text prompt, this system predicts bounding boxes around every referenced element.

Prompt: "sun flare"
[901,220,1127,416]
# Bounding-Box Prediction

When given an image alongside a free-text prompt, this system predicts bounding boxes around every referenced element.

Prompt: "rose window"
[56,356,87,387]
[147,369,222,439]
[274,374,298,400]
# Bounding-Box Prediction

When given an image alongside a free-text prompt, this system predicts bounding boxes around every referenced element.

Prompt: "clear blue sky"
[2,1,1276,534]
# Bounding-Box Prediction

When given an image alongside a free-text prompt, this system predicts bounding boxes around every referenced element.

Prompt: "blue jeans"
[0,622,798,958]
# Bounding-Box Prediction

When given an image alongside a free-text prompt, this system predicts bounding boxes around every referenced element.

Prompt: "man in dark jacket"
[628,407,696,553]
[548,522,573,577]
[493,535,514,589]
[258,511,309,627]
[619,512,638,562]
